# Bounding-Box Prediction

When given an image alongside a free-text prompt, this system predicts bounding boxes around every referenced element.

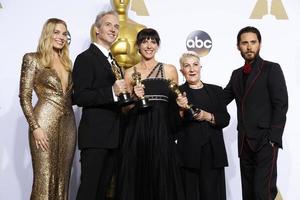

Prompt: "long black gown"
[116,63,185,200]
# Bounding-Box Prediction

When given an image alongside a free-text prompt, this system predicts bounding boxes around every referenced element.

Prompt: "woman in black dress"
[176,51,230,200]
[116,28,185,200]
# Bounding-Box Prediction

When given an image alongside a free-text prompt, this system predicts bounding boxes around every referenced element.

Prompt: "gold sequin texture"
[19,53,77,200]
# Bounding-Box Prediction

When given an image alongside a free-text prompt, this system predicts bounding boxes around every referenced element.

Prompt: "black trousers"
[240,139,278,200]
[76,148,117,200]
[181,142,226,200]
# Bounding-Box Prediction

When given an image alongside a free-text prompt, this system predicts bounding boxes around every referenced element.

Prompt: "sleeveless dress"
[116,63,185,200]
[19,53,76,200]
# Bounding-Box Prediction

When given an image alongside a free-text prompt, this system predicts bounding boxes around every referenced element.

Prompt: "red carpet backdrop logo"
[67,31,71,45]
[250,0,288,19]
[131,0,149,16]
[186,30,212,57]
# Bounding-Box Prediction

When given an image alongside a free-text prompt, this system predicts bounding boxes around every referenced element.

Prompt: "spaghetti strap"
[146,62,164,78]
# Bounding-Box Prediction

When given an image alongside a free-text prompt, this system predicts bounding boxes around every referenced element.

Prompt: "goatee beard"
[242,52,259,64]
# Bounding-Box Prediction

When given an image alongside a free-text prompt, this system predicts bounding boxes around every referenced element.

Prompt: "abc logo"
[67,31,71,45]
[186,30,212,57]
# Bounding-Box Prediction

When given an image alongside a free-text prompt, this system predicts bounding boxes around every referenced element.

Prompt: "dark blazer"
[224,56,288,153]
[177,83,230,169]
[72,43,122,149]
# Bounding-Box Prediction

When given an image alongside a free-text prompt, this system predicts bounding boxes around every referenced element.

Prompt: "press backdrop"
[0,0,299,199]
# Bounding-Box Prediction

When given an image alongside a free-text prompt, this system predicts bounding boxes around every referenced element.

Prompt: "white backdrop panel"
[0,0,299,199]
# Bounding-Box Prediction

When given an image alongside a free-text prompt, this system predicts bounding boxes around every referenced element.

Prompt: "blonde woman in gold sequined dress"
[19,18,76,200]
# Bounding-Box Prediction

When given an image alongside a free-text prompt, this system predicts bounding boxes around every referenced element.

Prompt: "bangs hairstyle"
[90,10,118,43]
[136,28,160,46]
[179,51,200,68]
[37,18,72,71]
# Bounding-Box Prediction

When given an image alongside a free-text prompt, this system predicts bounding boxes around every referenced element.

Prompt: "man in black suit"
[72,10,127,200]
[224,26,288,200]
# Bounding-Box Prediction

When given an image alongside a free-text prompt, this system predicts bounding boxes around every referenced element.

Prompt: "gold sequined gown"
[19,53,76,200]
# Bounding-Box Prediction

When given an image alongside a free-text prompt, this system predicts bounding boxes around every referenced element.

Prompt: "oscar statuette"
[168,80,200,118]
[132,66,149,109]
[111,59,133,106]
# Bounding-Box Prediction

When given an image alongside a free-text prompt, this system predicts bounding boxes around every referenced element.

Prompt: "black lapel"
[234,67,245,98]
[89,43,112,72]
[203,83,217,110]
[243,57,264,98]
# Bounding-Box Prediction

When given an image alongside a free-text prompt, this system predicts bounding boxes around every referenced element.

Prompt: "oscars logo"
[111,0,146,68]
[0,2,2,9]
[250,0,288,19]
[131,0,149,16]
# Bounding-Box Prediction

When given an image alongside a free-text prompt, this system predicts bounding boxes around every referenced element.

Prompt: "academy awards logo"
[186,30,212,57]
[0,2,3,9]
[131,0,149,16]
[250,0,288,19]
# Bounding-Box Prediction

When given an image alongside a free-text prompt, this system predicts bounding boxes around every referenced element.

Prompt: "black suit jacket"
[177,83,230,169]
[72,43,122,149]
[224,56,288,153]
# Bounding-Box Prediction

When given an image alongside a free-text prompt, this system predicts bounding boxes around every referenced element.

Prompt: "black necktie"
[108,52,117,66]
[108,52,113,60]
